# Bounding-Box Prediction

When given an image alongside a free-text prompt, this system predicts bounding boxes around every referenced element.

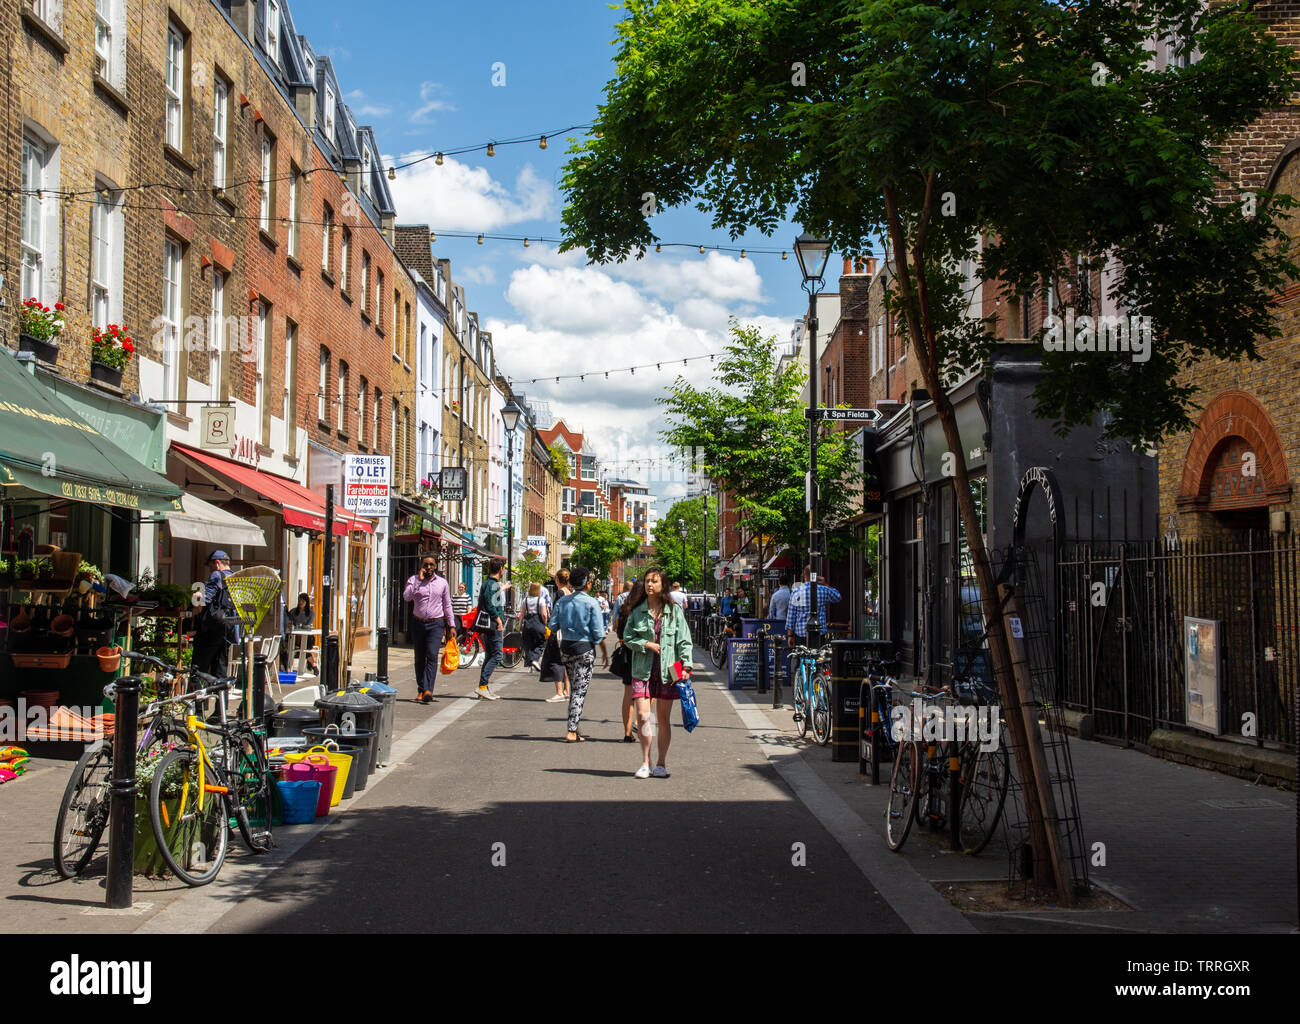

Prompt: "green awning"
[0,349,183,513]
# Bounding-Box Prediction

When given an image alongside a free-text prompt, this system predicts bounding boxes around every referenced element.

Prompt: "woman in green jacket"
[623,567,694,778]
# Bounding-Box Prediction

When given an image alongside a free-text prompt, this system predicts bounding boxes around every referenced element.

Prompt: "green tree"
[511,550,554,592]
[548,443,571,480]
[571,518,641,588]
[651,496,718,589]
[658,321,860,563]
[560,0,1296,899]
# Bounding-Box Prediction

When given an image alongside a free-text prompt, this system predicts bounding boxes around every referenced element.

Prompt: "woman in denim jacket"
[549,565,607,742]
[623,567,694,778]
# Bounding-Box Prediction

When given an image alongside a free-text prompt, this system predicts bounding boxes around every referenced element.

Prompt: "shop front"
[0,348,184,719]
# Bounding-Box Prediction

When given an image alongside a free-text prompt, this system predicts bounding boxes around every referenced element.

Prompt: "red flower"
[54,302,65,312]
[123,341,134,354]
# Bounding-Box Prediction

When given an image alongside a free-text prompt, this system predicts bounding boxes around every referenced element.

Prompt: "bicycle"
[708,613,743,670]
[142,655,275,886]
[458,610,524,668]
[788,644,833,745]
[53,652,199,879]
[860,657,902,785]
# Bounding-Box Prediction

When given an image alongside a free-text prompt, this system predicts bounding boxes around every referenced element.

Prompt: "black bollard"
[105,676,140,909]
[253,652,268,727]
[756,631,768,695]
[376,626,389,685]
[324,634,340,693]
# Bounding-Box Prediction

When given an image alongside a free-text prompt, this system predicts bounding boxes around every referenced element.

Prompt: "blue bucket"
[278,671,297,688]
[276,780,320,824]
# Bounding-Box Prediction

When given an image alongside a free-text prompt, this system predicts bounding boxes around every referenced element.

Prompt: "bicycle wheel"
[811,673,832,746]
[709,634,727,670]
[915,747,948,831]
[792,662,809,738]
[501,632,524,669]
[885,741,919,851]
[958,741,1010,855]
[149,747,229,886]
[225,730,273,854]
[53,741,112,879]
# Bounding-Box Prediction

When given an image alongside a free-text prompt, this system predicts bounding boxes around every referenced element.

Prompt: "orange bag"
[440,636,460,673]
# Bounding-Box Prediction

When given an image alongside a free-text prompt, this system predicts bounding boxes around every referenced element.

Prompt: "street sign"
[439,467,467,501]
[343,454,390,517]
[708,549,720,558]
[805,408,883,423]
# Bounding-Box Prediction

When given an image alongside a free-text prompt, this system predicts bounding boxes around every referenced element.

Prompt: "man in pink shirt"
[403,555,455,702]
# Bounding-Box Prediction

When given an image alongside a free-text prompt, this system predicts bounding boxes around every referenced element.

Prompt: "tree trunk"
[881,186,1063,899]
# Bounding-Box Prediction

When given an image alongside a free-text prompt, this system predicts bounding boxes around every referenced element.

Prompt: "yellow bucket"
[284,744,351,807]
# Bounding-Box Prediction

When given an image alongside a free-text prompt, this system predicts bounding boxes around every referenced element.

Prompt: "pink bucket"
[281,756,337,818]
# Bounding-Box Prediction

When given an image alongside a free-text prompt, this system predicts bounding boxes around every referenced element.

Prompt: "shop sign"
[524,535,547,557]
[230,433,261,467]
[440,466,467,501]
[201,407,233,451]
[344,453,391,518]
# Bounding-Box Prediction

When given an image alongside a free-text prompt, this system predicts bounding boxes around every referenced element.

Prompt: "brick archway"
[1177,390,1291,511]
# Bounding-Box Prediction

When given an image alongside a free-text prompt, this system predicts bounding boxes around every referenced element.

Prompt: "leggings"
[563,650,596,733]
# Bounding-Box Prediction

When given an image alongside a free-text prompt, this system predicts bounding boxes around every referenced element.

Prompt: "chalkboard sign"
[727,638,761,690]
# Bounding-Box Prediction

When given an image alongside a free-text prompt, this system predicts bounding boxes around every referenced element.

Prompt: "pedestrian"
[599,591,611,632]
[785,564,843,648]
[768,572,792,623]
[549,566,606,742]
[611,580,633,622]
[521,582,550,669]
[614,577,646,741]
[402,555,455,702]
[720,589,733,616]
[193,550,240,677]
[474,558,508,700]
[283,592,312,670]
[451,582,472,642]
[668,581,688,608]
[541,569,572,702]
[624,566,694,778]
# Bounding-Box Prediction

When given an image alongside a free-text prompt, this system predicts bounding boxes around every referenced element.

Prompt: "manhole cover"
[1199,798,1286,810]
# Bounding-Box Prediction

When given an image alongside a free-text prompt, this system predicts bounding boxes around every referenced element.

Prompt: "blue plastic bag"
[677,677,700,732]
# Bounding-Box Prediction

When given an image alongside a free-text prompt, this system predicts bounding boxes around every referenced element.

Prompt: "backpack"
[197,577,239,643]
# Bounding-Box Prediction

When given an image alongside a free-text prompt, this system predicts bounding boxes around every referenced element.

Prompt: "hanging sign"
[201,406,232,450]
[440,466,467,501]
[344,453,390,517]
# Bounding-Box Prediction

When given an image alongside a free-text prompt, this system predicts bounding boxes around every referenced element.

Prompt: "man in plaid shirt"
[785,565,842,646]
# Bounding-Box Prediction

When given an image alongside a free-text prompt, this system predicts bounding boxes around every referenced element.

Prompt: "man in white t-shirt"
[668,581,688,608]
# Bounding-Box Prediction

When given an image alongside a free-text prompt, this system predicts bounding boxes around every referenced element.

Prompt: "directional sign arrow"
[805,407,884,423]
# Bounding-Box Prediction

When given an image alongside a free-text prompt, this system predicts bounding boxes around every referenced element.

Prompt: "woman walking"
[541,569,572,702]
[549,566,606,742]
[613,578,645,741]
[521,582,550,669]
[624,567,694,778]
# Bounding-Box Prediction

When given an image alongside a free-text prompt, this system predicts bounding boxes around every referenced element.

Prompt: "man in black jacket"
[193,550,240,676]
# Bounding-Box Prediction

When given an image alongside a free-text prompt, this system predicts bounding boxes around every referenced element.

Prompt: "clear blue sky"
[290,0,824,513]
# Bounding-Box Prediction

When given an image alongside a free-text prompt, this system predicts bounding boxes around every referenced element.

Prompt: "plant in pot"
[17,299,66,363]
[15,558,36,581]
[134,740,189,875]
[75,560,103,595]
[89,323,135,387]
[34,556,54,583]
[0,556,12,585]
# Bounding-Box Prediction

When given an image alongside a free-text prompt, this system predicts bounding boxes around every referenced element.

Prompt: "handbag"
[677,675,700,732]
[610,642,630,677]
[472,581,494,632]
[440,636,460,674]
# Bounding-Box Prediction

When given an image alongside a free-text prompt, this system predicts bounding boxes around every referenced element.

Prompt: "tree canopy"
[651,495,718,589]
[572,518,642,587]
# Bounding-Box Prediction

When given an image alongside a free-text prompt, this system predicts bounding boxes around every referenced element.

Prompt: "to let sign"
[344,454,391,517]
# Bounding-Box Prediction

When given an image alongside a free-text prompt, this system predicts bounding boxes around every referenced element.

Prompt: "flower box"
[18,333,58,364]
[89,361,123,388]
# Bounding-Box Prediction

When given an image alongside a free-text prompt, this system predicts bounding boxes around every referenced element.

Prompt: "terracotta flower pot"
[96,645,123,673]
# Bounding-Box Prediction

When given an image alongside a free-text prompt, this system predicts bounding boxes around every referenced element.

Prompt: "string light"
[429,230,436,241]
[477,234,483,244]
[539,136,548,150]
[699,245,705,254]
[486,143,496,157]
[388,167,396,180]
[436,152,444,165]
[523,238,530,247]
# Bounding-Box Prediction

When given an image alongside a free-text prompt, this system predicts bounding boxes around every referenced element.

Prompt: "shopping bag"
[677,676,700,733]
[440,636,460,674]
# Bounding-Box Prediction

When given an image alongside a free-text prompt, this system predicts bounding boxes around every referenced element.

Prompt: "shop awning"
[0,349,182,512]
[171,444,372,535]
[165,492,268,547]
[763,552,793,570]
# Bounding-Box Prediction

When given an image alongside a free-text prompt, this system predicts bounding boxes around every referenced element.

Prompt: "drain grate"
[1199,798,1287,810]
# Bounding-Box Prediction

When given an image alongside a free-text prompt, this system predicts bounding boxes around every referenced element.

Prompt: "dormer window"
[361,148,371,197]
[323,82,336,140]
[265,0,280,61]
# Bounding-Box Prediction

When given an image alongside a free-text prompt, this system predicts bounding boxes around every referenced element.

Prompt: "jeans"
[479,631,503,687]
[412,618,446,694]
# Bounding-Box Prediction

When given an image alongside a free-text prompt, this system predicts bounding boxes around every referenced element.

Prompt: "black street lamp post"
[794,232,832,651]
[501,399,523,612]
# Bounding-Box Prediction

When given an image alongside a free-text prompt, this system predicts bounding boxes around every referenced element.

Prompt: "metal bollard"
[756,632,768,695]
[105,676,141,909]
[324,634,340,693]
[376,626,389,685]
[253,652,268,726]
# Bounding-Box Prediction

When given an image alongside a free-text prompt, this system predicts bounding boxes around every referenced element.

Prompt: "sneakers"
[544,694,567,702]
[477,689,501,701]
[651,765,669,778]
[634,765,651,779]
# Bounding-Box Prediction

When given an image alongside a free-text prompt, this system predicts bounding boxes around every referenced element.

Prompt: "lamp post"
[501,398,523,612]
[794,231,832,650]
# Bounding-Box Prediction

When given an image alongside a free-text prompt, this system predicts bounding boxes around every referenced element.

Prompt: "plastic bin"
[315,691,383,775]
[282,756,336,817]
[351,680,396,766]
[269,707,320,738]
[302,725,376,791]
[276,780,320,824]
[284,743,352,806]
[281,683,327,709]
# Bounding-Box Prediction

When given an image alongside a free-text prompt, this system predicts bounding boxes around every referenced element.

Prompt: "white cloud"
[410,81,455,124]
[386,154,556,230]
[458,264,497,286]
[662,483,688,498]
[344,90,391,119]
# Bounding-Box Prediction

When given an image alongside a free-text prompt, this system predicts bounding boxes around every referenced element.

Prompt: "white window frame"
[321,203,333,272]
[165,24,184,151]
[318,347,328,421]
[21,134,52,305]
[260,137,272,231]
[94,0,113,82]
[361,251,370,313]
[287,165,300,257]
[212,77,228,190]
[362,147,372,197]
[340,228,351,292]
[265,0,280,59]
[373,388,381,450]
[358,376,367,445]
[162,238,184,401]
[30,0,62,34]
[285,318,298,423]
[323,82,336,140]
[256,301,269,425]
[338,361,348,432]
[91,186,123,330]
[209,269,226,394]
